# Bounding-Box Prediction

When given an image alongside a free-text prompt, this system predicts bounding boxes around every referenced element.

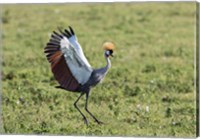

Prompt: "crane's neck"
[104,54,111,70]
[93,53,111,77]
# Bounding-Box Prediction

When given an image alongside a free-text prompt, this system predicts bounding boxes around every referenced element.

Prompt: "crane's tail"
[55,86,66,90]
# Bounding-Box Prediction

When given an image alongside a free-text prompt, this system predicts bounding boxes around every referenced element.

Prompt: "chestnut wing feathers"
[44,27,93,91]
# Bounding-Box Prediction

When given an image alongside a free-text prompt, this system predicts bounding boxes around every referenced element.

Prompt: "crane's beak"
[110,54,114,57]
[109,50,114,57]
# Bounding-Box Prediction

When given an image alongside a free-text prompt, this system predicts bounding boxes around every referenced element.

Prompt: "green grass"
[1,2,196,137]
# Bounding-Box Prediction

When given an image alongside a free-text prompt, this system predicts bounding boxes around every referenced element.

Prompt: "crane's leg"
[74,92,88,125]
[85,92,104,125]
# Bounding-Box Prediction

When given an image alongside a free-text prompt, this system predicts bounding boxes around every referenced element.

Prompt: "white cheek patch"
[106,50,110,55]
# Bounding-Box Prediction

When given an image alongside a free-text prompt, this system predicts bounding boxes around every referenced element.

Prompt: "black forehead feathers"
[109,50,113,54]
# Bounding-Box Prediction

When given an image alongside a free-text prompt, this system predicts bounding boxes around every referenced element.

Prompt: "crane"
[44,26,114,125]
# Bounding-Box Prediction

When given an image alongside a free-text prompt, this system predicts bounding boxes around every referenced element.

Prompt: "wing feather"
[44,27,93,91]
[44,32,80,91]
[69,26,75,35]
[58,27,93,84]
[67,27,92,68]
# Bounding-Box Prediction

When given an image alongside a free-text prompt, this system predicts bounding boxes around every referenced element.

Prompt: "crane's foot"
[83,117,89,126]
[95,119,104,125]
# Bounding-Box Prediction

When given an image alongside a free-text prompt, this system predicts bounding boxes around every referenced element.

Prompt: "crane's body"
[44,26,114,125]
[86,57,111,87]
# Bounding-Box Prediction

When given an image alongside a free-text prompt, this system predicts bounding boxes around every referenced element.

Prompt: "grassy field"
[1,2,197,137]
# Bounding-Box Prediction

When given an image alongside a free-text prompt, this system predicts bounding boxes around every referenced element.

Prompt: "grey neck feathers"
[104,55,111,71]
[94,54,111,75]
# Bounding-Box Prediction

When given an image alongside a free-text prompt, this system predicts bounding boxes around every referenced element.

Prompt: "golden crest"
[103,42,115,51]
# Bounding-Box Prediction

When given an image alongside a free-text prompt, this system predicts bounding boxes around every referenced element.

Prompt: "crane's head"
[103,42,115,58]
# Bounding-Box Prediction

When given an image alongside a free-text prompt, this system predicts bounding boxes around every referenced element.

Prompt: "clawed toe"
[83,117,104,125]
[95,120,104,125]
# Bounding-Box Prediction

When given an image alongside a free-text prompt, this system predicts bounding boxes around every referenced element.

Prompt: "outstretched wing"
[44,26,93,91]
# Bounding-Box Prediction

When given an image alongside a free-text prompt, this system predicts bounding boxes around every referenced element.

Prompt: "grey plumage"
[44,26,114,125]
[74,54,111,125]
[86,56,111,87]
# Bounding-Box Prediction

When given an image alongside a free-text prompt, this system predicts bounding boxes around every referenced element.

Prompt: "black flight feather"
[53,31,63,39]
[69,26,75,35]
[57,27,70,38]
[64,29,72,38]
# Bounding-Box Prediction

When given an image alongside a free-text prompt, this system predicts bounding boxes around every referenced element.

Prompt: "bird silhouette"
[44,26,114,125]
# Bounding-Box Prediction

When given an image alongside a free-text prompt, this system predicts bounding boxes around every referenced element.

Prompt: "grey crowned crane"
[44,26,114,125]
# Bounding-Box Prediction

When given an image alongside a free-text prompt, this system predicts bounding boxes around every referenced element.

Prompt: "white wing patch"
[60,36,93,85]
[60,37,70,49]
[68,36,92,68]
